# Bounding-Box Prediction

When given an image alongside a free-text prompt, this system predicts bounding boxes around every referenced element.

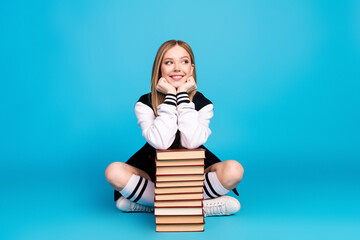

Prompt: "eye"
[182,60,189,64]
[164,61,172,65]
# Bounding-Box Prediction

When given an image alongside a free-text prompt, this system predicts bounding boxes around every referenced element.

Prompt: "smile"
[170,75,184,80]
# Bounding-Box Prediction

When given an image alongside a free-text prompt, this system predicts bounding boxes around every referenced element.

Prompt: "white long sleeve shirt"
[134,91,214,150]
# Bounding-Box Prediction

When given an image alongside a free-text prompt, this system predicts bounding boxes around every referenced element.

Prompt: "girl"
[105,40,244,217]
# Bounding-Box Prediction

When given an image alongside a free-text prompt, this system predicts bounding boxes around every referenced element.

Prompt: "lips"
[170,75,184,81]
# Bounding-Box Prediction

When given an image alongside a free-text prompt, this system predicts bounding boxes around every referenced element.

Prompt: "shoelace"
[204,202,227,216]
[130,202,153,212]
[130,203,145,211]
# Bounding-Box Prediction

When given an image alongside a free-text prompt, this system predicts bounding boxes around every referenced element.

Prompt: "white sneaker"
[116,196,154,213]
[203,195,241,217]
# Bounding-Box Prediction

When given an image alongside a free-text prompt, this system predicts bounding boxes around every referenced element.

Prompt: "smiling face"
[160,45,194,89]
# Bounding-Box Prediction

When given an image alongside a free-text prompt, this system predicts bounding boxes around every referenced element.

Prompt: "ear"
[191,64,195,75]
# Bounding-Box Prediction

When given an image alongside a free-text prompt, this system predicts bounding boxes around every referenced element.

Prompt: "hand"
[156,77,176,95]
[176,76,197,94]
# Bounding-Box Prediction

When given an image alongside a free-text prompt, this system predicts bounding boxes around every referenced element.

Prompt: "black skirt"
[114,143,238,201]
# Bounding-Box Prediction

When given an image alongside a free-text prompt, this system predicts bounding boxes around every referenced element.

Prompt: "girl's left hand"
[176,76,197,94]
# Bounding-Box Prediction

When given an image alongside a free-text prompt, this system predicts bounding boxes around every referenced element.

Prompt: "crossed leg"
[105,162,152,192]
[204,160,244,191]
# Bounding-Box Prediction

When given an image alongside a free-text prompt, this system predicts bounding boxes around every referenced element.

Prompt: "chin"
[170,82,184,89]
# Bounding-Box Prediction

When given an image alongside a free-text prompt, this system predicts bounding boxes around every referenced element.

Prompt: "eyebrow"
[163,56,189,60]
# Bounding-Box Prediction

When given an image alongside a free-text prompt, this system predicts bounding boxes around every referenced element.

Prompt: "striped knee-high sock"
[120,174,155,206]
[203,172,230,199]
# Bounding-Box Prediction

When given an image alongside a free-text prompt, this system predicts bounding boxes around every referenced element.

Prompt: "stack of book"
[154,149,206,232]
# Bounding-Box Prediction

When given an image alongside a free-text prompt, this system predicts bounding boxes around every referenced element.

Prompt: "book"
[155,186,203,195]
[156,180,204,188]
[156,174,204,182]
[156,149,205,160]
[156,159,204,167]
[155,200,203,208]
[154,148,206,232]
[156,224,204,232]
[155,207,203,216]
[155,215,205,224]
[156,166,204,175]
[155,193,203,201]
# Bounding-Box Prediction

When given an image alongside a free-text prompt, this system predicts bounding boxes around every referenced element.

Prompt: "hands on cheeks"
[156,76,197,96]
[156,77,177,95]
[176,76,197,95]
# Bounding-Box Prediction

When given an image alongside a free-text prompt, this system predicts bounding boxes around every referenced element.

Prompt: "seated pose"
[105,40,244,217]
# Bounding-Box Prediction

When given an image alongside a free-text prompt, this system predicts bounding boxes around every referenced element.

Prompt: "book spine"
[156,230,205,232]
[155,191,203,195]
[155,173,204,176]
[156,148,205,153]
[156,164,205,167]
[154,214,203,217]
[156,220,205,225]
[156,157,205,161]
[155,205,203,208]
[155,183,204,188]
[155,179,205,183]
[155,198,204,202]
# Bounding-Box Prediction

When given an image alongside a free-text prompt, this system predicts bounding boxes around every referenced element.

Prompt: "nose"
[174,62,180,72]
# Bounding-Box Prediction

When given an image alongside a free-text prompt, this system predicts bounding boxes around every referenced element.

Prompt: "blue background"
[1,0,359,239]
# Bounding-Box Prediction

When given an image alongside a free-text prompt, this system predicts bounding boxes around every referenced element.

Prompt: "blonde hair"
[150,40,197,149]
[151,40,197,116]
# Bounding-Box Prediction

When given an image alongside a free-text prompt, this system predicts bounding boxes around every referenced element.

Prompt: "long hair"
[150,40,197,149]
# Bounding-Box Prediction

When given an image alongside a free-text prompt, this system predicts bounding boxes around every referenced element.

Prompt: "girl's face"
[161,45,194,89]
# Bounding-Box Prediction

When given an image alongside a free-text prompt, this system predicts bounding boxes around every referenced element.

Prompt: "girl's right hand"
[156,77,176,95]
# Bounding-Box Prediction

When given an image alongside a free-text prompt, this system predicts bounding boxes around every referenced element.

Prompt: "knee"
[223,160,244,183]
[105,162,125,184]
